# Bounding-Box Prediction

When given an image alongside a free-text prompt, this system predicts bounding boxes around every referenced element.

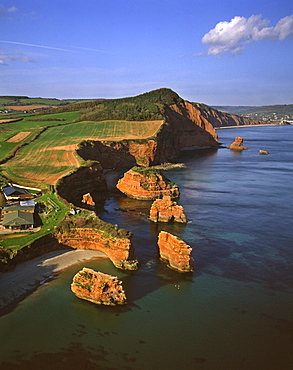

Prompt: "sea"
[0,125,292,370]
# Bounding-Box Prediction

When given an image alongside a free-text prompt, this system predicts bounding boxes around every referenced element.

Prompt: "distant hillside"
[0,96,85,116]
[191,102,267,128]
[213,104,293,121]
[37,88,183,121]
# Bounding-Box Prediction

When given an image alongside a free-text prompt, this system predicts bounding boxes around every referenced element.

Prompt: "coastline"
[216,123,276,129]
[0,249,107,316]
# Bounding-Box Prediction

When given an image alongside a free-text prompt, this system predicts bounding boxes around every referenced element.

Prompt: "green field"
[0,109,163,187]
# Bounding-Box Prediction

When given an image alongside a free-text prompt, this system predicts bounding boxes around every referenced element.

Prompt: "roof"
[2,205,35,212]
[2,210,34,227]
[2,186,30,197]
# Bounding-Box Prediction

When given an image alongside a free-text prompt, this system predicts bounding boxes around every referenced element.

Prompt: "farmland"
[0,112,164,188]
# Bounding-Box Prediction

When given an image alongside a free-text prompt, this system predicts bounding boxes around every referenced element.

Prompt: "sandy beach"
[0,249,107,315]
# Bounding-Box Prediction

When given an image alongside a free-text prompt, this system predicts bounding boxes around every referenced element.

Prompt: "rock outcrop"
[228,136,248,150]
[116,167,180,200]
[82,193,95,206]
[259,150,269,155]
[71,268,127,305]
[55,216,138,270]
[158,231,193,272]
[150,196,186,223]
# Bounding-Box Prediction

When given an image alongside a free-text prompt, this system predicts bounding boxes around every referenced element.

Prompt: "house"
[2,185,34,201]
[2,210,34,230]
[2,205,35,215]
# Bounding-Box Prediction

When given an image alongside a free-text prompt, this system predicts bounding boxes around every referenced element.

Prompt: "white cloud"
[0,4,18,16]
[7,6,18,12]
[0,50,36,65]
[201,15,293,55]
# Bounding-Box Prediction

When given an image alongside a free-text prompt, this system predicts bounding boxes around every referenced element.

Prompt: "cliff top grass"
[56,211,132,239]
[131,166,161,176]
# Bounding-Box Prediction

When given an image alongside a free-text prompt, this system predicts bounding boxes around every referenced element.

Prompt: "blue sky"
[0,0,292,105]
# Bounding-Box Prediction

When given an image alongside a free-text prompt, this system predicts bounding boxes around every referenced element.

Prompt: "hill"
[0,88,267,188]
[213,104,293,121]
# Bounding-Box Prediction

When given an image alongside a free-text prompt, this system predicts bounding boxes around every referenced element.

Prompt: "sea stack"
[116,166,180,200]
[228,136,248,150]
[71,268,127,305]
[157,231,193,273]
[150,196,187,223]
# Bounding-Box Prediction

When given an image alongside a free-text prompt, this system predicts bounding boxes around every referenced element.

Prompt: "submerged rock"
[71,268,127,305]
[228,136,248,150]
[150,196,186,223]
[116,167,180,200]
[158,231,193,273]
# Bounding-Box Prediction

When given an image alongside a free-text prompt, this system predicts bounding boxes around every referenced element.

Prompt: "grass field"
[0,112,164,187]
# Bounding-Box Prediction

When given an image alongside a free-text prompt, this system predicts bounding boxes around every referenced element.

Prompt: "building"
[2,205,35,215]
[2,210,34,230]
[2,185,34,201]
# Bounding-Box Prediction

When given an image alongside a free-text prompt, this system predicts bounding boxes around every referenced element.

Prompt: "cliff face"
[76,100,220,169]
[150,196,186,223]
[56,163,107,207]
[193,103,266,128]
[71,268,127,305]
[116,168,180,200]
[55,216,138,270]
[77,141,136,168]
[158,231,193,273]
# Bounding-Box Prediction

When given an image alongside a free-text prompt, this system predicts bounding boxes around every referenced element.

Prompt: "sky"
[0,0,292,105]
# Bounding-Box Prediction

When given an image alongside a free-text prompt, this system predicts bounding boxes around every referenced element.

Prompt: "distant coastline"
[216,123,277,129]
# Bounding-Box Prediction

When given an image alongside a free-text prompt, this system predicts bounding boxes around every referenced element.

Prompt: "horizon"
[0,0,292,106]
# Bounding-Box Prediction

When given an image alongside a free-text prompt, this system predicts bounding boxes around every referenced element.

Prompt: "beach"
[0,249,107,315]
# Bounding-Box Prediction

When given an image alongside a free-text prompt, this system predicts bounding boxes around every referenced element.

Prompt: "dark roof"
[2,210,34,227]
[2,186,30,197]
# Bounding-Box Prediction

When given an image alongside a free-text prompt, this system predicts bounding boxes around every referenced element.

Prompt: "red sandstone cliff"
[76,100,220,169]
[71,268,127,305]
[150,196,186,223]
[116,167,180,200]
[55,217,138,270]
[193,103,267,128]
[158,231,193,273]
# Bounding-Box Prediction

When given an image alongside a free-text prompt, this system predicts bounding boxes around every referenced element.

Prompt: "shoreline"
[216,123,277,129]
[0,249,107,316]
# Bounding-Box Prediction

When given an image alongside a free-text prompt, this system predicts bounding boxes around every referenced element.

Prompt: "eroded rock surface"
[55,216,138,270]
[82,193,95,206]
[150,196,186,223]
[71,268,127,305]
[228,136,248,150]
[158,231,193,273]
[116,167,180,200]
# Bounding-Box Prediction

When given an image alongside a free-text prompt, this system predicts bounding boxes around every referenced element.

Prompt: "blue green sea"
[0,125,292,369]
